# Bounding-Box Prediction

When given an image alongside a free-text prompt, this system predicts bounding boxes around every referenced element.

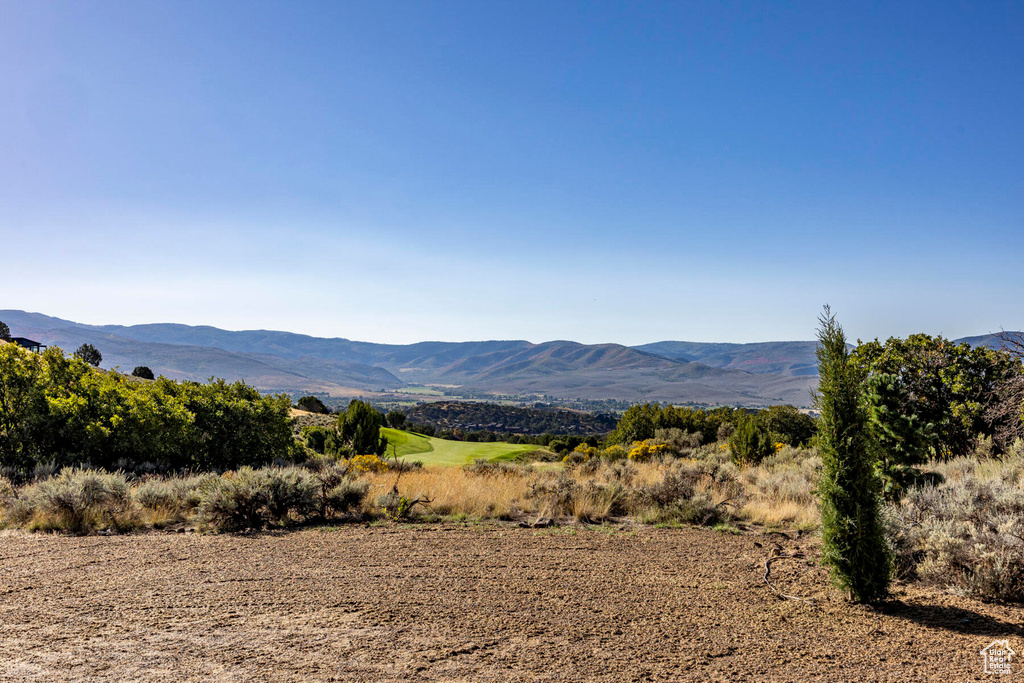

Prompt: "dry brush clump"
[134,473,218,526]
[0,461,371,534]
[1,468,136,533]
[886,444,1024,602]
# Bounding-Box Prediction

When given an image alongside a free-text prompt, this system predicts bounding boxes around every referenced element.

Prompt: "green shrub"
[300,425,337,454]
[599,444,629,462]
[0,343,295,476]
[728,417,776,465]
[131,366,155,380]
[337,400,388,456]
[755,405,816,447]
[73,343,102,367]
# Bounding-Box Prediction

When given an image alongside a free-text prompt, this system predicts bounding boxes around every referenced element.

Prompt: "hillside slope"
[1,310,820,405]
[633,340,822,377]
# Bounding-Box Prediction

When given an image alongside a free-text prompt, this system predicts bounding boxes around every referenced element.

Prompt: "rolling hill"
[633,341,822,377]
[15,310,1012,408]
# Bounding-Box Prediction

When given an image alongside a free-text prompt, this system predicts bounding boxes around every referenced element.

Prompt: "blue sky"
[2,1,1022,344]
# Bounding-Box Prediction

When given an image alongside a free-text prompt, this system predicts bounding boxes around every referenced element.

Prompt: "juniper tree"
[74,343,102,367]
[131,366,155,380]
[337,399,388,456]
[864,372,934,501]
[815,307,891,603]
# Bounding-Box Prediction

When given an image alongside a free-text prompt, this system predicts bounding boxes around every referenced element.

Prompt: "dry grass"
[362,467,532,520]
[360,444,821,528]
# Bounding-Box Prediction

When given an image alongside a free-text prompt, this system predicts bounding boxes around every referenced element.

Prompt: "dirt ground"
[0,524,1020,682]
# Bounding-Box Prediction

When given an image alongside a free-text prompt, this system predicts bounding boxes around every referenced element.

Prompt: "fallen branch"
[699,496,743,526]
[763,551,816,605]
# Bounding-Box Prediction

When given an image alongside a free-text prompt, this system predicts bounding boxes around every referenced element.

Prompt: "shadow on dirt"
[877,600,1023,637]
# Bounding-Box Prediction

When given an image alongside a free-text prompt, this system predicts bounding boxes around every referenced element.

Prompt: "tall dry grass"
[362,445,821,528]
[363,466,532,520]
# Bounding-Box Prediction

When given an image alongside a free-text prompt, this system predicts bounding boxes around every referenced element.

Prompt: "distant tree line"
[397,401,618,436]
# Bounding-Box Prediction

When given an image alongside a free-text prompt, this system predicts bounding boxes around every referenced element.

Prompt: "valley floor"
[0,524,1019,682]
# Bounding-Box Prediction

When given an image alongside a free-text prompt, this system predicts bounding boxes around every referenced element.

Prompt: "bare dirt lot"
[0,524,1020,682]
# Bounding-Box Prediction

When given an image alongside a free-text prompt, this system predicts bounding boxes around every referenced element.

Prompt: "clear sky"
[2,1,1022,345]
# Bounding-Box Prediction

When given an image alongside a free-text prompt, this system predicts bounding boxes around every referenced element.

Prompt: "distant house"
[11,337,46,353]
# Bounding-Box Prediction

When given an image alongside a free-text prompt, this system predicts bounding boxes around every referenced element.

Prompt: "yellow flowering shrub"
[627,440,670,462]
[350,454,389,473]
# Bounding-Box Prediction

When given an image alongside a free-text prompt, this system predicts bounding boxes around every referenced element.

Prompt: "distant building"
[11,337,46,353]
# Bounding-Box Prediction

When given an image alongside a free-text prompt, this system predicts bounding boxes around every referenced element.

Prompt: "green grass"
[381,428,541,466]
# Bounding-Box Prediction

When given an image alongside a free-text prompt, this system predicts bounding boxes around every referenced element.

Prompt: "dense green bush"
[608,402,809,452]
[300,425,342,455]
[851,334,1022,457]
[864,372,935,500]
[0,344,295,478]
[73,343,102,367]
[609,403,740,446]
[755,405,816,446]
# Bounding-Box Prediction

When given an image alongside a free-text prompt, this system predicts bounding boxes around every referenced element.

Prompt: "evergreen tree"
[131,366,155,380]
[864,372,934,501]
[0,320,11,342]
[815,307,891,603]
[74,343,102,367]
[337,399,388,456]
[728,415,775,464]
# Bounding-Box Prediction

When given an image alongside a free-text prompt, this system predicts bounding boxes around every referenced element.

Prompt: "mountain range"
[1,309,1012,409]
